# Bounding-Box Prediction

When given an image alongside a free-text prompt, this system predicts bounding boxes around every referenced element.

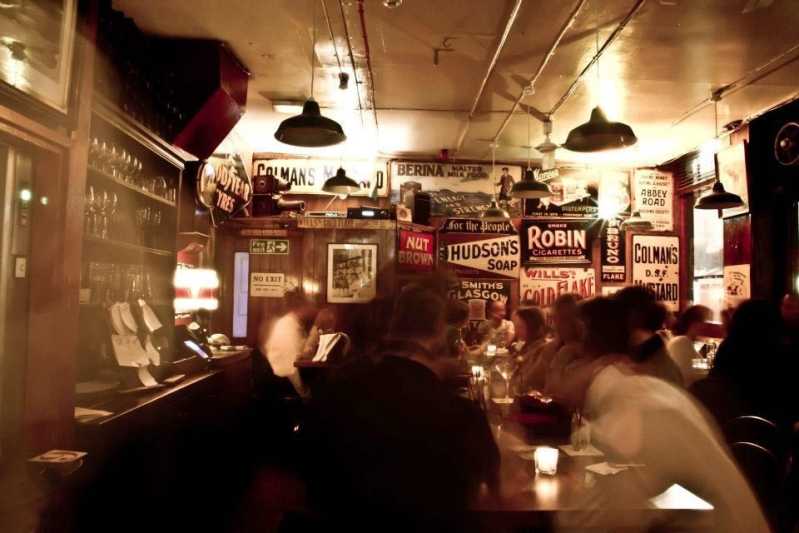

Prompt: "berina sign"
[521,219,593,264]
[631,235,680,310]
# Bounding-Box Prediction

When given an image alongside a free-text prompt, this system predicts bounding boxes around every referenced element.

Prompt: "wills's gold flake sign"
[520,267,596,306]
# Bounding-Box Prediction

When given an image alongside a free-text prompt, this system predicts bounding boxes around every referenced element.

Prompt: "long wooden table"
[471,399,716,531]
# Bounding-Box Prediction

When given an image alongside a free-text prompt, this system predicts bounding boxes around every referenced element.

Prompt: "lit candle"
[534,446,559,476]
[471,365,484,380]
[486,344,497,357]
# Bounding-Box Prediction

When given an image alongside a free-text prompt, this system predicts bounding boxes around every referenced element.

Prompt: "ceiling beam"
[490,0,588,145]
[548,0,648,117]
[453,0,525,153]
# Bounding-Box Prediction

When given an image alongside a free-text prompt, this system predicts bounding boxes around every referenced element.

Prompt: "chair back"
[730,441,783,510]
[726,415,784,458]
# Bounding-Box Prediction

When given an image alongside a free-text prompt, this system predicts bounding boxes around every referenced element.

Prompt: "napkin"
[585,461,644,476]
[560,444,604,457]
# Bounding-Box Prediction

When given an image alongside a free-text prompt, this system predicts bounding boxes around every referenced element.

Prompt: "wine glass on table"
[495,357,516,404]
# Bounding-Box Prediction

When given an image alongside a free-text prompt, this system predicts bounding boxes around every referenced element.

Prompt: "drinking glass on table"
[494,356,515,403]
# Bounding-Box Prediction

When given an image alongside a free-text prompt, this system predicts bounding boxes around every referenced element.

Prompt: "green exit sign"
[249,239,289,255]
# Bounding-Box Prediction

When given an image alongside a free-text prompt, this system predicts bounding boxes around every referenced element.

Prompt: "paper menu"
[560,444,604,457]
[111,334,149,367]
[137,366,159,387]
[138,299,163,333]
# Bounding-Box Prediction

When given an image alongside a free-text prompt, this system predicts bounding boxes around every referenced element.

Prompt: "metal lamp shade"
[274,99,346,147]
[621,211,653,231]
[563,107,638,152]
[322,167,361,195]
[511,168,552,199]
[481,199,510,222]
[694,180,744,210]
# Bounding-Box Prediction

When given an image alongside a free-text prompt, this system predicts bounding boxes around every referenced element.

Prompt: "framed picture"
[716,141,749,219]
[0,0,78,113]
[327,243,378,303]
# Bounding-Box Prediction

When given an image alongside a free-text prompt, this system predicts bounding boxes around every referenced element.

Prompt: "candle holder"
[534,446,559,476]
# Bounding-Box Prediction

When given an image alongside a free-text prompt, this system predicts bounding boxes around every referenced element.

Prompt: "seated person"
[305,284,499,521]
[614,286,683,386]
[508,306,549,392]
[542,294,585,397]
[476,300,515,349]
[667,304,711,385]
[554,297,769,533]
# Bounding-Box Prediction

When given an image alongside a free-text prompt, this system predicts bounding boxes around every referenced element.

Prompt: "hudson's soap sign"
[521,219,594,264]
[440,234,520,279]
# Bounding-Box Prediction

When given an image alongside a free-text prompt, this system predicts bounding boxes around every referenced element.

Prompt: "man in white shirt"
[476,300,515,348]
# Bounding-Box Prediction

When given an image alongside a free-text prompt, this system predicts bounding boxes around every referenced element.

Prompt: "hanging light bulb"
[694,92,744,216]
[482,144,510,221]
[563,31,637,153]
[511,110,552,199]
[274,1,346,147]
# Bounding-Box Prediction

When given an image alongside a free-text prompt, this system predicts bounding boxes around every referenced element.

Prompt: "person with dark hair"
[508,306,548,391]
[613,286,683,386]
[667,304,712,385]
[550,296,770,533]
[305,283,499,525]
[691,299,795,428]
[445,299,470,359]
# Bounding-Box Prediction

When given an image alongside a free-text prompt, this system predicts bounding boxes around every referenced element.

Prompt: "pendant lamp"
[563,106,638,152]
[563,31,637,153]
[694,93,744,216]
[322,167,360,195]
[621,210,653,231]
[274,2,346,147]
[511,110,552,199]
[482,145,510,222]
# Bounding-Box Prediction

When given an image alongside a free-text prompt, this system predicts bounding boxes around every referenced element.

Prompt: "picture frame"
[0,0,78,114]
[715,141,749,219]
[327,243,378,303]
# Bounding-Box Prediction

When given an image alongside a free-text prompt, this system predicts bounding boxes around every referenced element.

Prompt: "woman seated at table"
[667,304,711,385]
[554,296,769,533]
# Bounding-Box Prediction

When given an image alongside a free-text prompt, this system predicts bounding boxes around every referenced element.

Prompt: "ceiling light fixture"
[694,92,744,216]
[274,0,346,147]
[322,166,361,195]
[621,210,653,231]
[563,31,637,152]
[511,108,552,199]
[482,145,510,222]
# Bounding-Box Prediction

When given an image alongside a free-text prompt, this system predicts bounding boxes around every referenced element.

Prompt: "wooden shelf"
[84,234,174,258]
[80,300,173,308]
[92,93,194,169]
[177,231,210,239]
[88,166,176,207]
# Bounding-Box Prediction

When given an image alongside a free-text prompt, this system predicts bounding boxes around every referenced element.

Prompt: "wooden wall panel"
[214,219,396,349]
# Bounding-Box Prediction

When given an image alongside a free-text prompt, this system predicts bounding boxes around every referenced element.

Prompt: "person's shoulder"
[668,335,692,349]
